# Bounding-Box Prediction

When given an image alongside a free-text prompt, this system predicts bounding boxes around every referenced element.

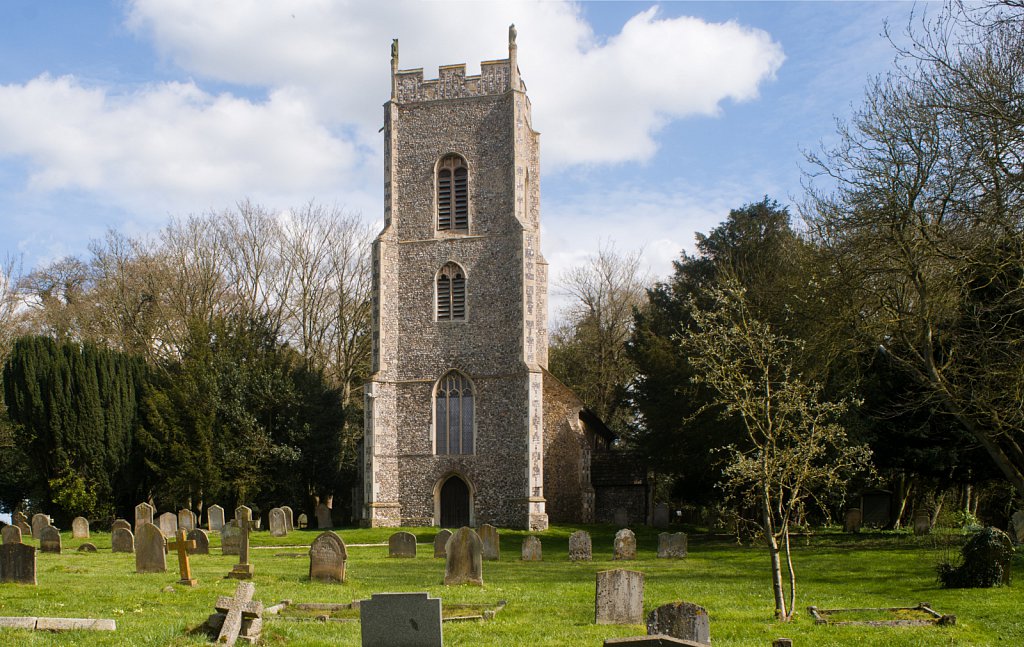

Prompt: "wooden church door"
[440,476,470,528]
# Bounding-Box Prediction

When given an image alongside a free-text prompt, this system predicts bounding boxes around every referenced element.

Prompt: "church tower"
[362,27,549,530]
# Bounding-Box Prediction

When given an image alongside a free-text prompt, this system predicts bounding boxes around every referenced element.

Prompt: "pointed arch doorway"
[439,475,472,528]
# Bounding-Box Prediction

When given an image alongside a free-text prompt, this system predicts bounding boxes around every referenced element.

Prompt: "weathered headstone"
[187,528,210,555]
[521,535,542,561]
[297,513,308,529]
[234,505,251,525]
[2,525,22,545]
[360,592,442,647]
[78,542,97,553]
[281,506,294,532]
[569,530,593,561]
[646,601,711,645]
[657,532,687,559]
[215,581,263,647]
[0,543,36,584]
[844,508,863,533]
[12,511,28,527]
[178,508,196,532]
[602,637,704,646]
[389,531,417,558]
[111,528,134,553]
[309,531,347,583]
[595,569,645,625]
[1011,510,1024,544]
[39,525,61,554]
[913,510,932,536]
[167,528,197,586]
[614,528,637,560]
[15,520,31,537]
[227,509,255,580]
[31,514,50,540]
[158,512,178,538]
[315,502,332,529]
[653,503,670,529]
[614,507,629,527]
[433,529,452,558]
[134,502,154,533]
[268,507,287,538]
[479,524,500,561]
[71,517,90,539]
[135,522,166,573]
[221,521,241,556]
[111,519,131,533]
[207,504,225,532]
[444,526,483,586]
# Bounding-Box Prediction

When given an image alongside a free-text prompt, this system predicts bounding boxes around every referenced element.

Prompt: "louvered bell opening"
[438,275,452,319]
[438,169,452,230]
[453,167,468,230]
[451,274,466,319]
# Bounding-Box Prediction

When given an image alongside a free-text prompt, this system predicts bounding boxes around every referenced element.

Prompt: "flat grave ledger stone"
[297,513,308,529]
[653,503,671,529]
[614,507,629,527]
[614,529,637,560]
[207,504,225,532]
[433,529,452,558]
[158,512,178,538]
[71,517,90,539]
[657,533,687,559]
[135,522,167,574]
[569,530,593,561]
[595,569,645,625]
[221,522,241,556]
[178,509,196,532]
[1011,509,1024,544]
[187,528,210,555]
[309,531,348,583]
[0,543,36,585]
[844,508,863,533]
[646,601,711,645]
[913,510,932,536]
[111,528,134,553]
[31,514,50,540]
[110,519,131,533]
[39,526,61,554]
[389,531,417,558]
[134,502,154,532]
[216,581,263,647]
[78,542,97,553]
[521,536,542,561]
[479,524,500,561]
[444,527,483,586]
[167,529,197,586]
[2,525,22,545]
[315,502,332,529]
[360,592,442,647]
[268,508,288,537]
[603,637,707,646]
[281,506,294,532]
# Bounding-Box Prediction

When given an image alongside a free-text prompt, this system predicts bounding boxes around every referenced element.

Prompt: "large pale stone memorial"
[595,569,645,625]
[309,531,347,583]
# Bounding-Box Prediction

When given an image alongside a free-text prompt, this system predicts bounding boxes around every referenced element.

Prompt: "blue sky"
[0,0,924,304]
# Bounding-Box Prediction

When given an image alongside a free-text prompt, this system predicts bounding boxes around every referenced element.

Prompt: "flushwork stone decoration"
[595,569,645,625]
[71,517,89,539]
[569,530,592,561]
[111,528,134,554]
[433,529,452,558]
[389,531,417,558]
[360,592,443,647]
[0,543,36,584]
[521,536,542,561]
[614,529,637,560]
[135,522,166,574]
[657,533,687,559]
[479,524,500,561]
[444,527,483,586]
[646,601,711,645]
[39,526,61,554]
[309,531,348,583]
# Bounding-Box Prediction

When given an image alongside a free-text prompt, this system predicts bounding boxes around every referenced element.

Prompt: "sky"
[0,0,928,313]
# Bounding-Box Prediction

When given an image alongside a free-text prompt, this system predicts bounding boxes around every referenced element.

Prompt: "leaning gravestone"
[71,517,90,539]
[221,522,241,556]
[135,502,154,532]
[207,504,225,532]
[433,529,452,558]
[31,514,50,540]
[595,569,645,624]
[844,508,863,533]
[913,510,932,536]
[315,502,332,529]
[187,528,210,555]
[444,527,483,586]
[2,525,22,545]
[389,531,417,558]
[479,524,500,561]
[135,522,166,573]
[281,506,294,532]
[111,519,131,533]
[614,529,637,560]
[569,530,593,561]
[360,592,442,647]
[521,535,542,561]
[78,542,97,553]
[39,525,61,554]
[158,512,178,538]
[646,601,711,645]
[0,543,36,584]
[178,509,196,532]
[309,531,347,583]
[268,508,287,538]
[1012,510,1024,544]
[657,532,687,559]
[111,528,134,553]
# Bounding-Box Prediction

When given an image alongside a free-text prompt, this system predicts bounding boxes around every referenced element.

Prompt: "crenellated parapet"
[394,60,519,103]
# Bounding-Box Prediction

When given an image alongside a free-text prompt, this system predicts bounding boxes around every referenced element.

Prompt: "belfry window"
[437,154,468,231]
[437,262,466,321]
[435,371,474,455]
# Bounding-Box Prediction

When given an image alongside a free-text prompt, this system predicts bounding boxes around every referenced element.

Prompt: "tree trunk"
[893,475,913,529]
[783,525,796,622]
[761,496,787,620]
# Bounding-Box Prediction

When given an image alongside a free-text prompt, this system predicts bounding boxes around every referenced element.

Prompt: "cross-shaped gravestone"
[215,581,263,646]
[227,508,255,580]
[167,528,197,587]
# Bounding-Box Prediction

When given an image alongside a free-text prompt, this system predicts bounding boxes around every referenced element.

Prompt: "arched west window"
[435,371,474,455]
[437,262,466,321]
[437,154,468,231]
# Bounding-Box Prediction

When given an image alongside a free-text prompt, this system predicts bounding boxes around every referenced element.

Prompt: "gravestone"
[360,592,442,647]
[216,581,263,646]
[15,519,31,537]
[433,529,452,558]
[187,528,210,555]
[135,522,166,573]
[603,636,705,646]
[309,531,348,583]
[315,502,332,529]
[39,525,61,554]
[614,529,637,560]
[1012,510,1024,544]
[31,514,50,540]
[444,527,483,586]
[78,542,97,552]
[653,503,670,529]
[207,504,225,532]
[178,508,196,532]
[844,508,863,533]
[297,513,308,529]
[614,507,629,527]
[268,508,287,538]
[646,601,711,645]
[2,525,22,545]
[227,509,255,580]
[135,502,154,532]
[913,510,932,536]
[111,519,131,533]
[12,511,28,528]
[0,543,36,584]
[71,517,89,539]
[111,528,134,553]
[281,506,294,532]
[521,535,542,561]
[158,512,178,538]
[569,530,593,561]
[657,532,687,559]
[595,569,645,624]
[221,522,241,556]
[389,531,417,558]
[234,505,251,525]
[167,529,197,586]
[479,524,500,560]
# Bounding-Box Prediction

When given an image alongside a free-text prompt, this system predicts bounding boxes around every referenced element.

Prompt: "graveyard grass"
[0,524,1021,646]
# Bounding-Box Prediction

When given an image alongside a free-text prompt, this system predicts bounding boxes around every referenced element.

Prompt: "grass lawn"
[0,524,1021,645]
